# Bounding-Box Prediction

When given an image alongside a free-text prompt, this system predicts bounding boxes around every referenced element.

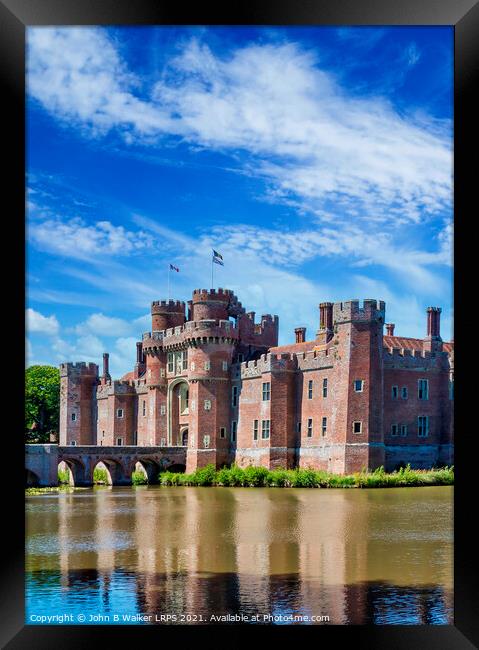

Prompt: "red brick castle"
[59,288,454,474]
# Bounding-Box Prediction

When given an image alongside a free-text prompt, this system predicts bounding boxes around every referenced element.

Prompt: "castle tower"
[185,289,238,472]
[59,362,99,446]
[331,299,386,473]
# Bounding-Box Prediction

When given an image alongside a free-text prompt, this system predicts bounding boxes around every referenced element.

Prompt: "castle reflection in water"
[26,487,453,625]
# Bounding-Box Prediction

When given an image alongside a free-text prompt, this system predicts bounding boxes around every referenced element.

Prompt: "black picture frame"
[2,0,477,647]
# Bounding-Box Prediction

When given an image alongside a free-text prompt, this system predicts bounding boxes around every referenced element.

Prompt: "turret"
[191,288,232,321]
[151,300,185,332]
[59,362,99,446]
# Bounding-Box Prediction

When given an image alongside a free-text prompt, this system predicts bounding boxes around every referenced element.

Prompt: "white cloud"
[28,216,151,261]
[72,313,135,337]
[28,29,452,226]
[26,307,60,335]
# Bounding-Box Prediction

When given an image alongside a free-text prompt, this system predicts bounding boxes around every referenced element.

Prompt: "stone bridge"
[25,444,187,487]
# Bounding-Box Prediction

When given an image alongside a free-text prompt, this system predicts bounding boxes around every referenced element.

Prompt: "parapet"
[60,362,98,377]
[333,299,386,324]
[192,288,233,303]
[151,300,185,313]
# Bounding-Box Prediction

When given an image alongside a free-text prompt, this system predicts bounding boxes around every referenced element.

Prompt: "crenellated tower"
[59,362,99,446]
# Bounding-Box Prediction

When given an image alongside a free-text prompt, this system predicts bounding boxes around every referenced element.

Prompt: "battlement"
[60,362,98,377]
[192,288,233,302]
[333,299,386,324]
[151,300,185,311]
[383,346,449,370]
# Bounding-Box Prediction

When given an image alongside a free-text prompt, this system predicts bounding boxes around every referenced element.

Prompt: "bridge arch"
[26,469,40,487]
[92,457,130,486]
[129,457,161,484]
[60,457,89,486]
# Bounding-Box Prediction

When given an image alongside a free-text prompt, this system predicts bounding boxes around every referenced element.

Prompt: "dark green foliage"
[157,464,453,488]
[25,365,60,442]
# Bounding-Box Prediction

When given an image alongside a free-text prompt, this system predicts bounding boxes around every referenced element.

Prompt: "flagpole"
[211,253,214,290]
[168,264,171,300]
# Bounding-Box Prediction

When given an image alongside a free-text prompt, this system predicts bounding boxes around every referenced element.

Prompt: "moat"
[26,486,453,625]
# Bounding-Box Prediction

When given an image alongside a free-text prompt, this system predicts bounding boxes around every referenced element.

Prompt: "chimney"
[295,327,306,344]
[136,341,143,364]
[424,307,443,352]
[316,302,333,343]
[246,311,255,321]
[426,307,441,338]
[101,352,111,385]
[386,323,395,336]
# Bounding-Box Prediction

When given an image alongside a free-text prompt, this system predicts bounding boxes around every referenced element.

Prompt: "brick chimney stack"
[101,352,111,385]
[386,323,395,336]
[316,302,333,344]
[424,307,443,352]
[295,327,306,344]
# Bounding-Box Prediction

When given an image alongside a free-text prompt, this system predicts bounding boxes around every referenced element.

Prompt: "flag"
[170,264,179,272]
[212,249,224,266]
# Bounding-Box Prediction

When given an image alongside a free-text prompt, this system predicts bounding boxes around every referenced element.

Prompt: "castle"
[59,288,454,474]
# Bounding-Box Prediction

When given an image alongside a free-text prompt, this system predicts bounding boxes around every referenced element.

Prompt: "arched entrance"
[167,378,190,446]
[26,469,40,487]
[181,428,188,446]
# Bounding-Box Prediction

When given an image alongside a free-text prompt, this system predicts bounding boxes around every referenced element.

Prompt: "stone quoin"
[59,289,453,474]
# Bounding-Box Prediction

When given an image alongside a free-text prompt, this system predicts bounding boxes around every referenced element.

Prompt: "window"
[191,399,196,412]
[449,381,454,400]
[418,379,429,400]
[160,405,166,415]
[204,360,211,371]
[182,350,188,371]
[297,422,301,434]
[261,420,270,439]
[160,437,166,447]
[167,353,174,373]
[220,427,226,439]
[353,421,362,434]
[321,417,327,437]
[307,418,313,437]
[203,435,210,448]
[116,438,123,446]
[232,386,239,407]
[142,400,146,417]
[160,368,165,377]
[253,419,258,440]
[308,380,313,399]
[116,408,124,418]
[204,399,211,411]
[418,416,429,437]
[392,386,399,399]
[191,361,196,371]
[71,440,77,446]
[133,431,137,445]
[400,424,408,436]
[231,421,237,442]
[222,361,228,371]
[262,382,271,401]
[354,379,364,392]
[237,353,244,363]
[322,378,328,398]
[391,424,398,436]
[401,387,408,400]
[71,413,77,421]
[102,430,105,437]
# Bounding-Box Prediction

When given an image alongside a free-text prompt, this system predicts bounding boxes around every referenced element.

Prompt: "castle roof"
[269,340,318,355]
[383,335,453,354]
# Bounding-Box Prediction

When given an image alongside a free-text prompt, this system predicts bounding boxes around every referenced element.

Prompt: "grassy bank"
[26,486,89,495]
[158,464,454,488]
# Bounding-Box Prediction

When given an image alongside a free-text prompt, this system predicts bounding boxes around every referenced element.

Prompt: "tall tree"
[25,365,60,443]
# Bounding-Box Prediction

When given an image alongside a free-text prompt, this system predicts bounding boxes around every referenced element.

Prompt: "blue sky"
[26,26,453,377]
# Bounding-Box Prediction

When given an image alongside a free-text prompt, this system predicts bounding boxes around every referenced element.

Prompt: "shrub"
[93,468,109,485]
[132,471,148,485]
[58,468,70,485]
[243,465,269,487]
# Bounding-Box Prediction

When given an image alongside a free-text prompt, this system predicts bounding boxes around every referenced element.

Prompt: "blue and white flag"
[212,249,224,266]
[169,264,179,272]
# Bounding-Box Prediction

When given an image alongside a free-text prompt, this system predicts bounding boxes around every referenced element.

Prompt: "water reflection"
[26,486,453,625]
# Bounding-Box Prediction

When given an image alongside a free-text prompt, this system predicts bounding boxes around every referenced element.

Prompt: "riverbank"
[26,486,90,495]
[158,464,454,488]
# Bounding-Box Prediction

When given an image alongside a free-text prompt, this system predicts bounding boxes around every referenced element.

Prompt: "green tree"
[25,365,60,443]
